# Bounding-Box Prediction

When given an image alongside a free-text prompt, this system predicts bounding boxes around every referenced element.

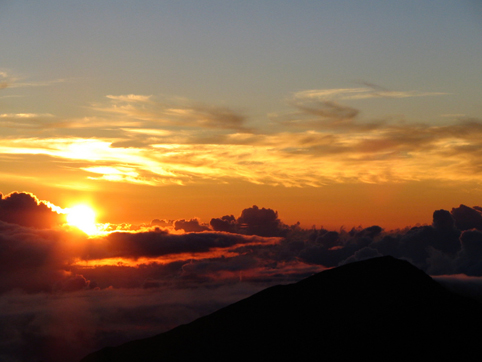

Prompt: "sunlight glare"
[66,205,98,235]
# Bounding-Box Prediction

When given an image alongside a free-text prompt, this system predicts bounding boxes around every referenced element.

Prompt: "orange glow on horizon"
[72,249,241,268]
[70,238,282,268]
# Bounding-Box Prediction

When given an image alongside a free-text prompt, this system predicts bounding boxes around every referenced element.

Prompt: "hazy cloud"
[0,283,270,362]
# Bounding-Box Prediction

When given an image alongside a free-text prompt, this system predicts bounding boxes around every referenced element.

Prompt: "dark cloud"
[316,230,340,248]
[210,215,237,233]
[433,209,455,230]
[54,273,91,292]
[237,205,286,237]
[451,204,482,231]
[150,219,173,228]
[78,229,280,263]
[0,220,90,294]
[173,218,210,232]
[0,191,64,228]
[0,213,281,294]
[454,230,482,276]
[181,255,260,282]
[209,206,292,237]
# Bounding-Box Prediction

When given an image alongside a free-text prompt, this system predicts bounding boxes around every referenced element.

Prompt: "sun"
[66,205,98,235]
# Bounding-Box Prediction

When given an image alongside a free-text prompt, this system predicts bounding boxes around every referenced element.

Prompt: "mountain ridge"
[80,256,482,361]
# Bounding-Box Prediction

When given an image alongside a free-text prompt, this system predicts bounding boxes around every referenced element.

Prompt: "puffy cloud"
[210,215,237,233]
[0,191,64,228]
[174,218,210,232]
[151,219,173,227]
[237,205,286,237]
[210,207,291,237]
[0,200,290,295]
[451,204,482,231]
[433,209,455,230]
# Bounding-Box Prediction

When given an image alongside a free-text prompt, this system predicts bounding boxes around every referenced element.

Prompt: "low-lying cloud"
[4,192,482,362]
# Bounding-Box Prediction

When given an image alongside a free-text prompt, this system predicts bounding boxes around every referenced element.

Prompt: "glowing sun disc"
[66,205,97,235]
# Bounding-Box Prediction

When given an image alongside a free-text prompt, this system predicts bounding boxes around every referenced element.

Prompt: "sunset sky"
[2,2,482,361]
[1,0,481,229]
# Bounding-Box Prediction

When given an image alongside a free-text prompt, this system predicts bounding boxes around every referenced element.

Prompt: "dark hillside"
[80,256,482,362]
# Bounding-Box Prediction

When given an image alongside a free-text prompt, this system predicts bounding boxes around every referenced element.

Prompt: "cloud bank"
[3,192,482,361]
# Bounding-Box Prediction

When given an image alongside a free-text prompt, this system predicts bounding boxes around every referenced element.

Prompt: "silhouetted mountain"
[80,256,482,362]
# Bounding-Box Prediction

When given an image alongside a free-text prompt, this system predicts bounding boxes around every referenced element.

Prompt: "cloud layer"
[3,192,482,361]
[1,88,481,188]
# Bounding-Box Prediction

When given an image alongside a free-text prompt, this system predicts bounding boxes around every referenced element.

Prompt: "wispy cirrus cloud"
[2,86,482,188]
[282,85,448,131]
[94,94,251,132]
[293,85,448,102]
[0,72,8,89]
[0,70,66,90]
[2,114,482,188]
[0,113,56,129]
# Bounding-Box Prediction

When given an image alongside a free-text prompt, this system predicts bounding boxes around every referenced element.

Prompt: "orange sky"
[1,177,479,231]
[1,1,482,231]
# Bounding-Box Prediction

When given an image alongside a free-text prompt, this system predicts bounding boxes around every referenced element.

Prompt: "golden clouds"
[96,94,250,132]
[2,123,482,188]
[0,89,481,188]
